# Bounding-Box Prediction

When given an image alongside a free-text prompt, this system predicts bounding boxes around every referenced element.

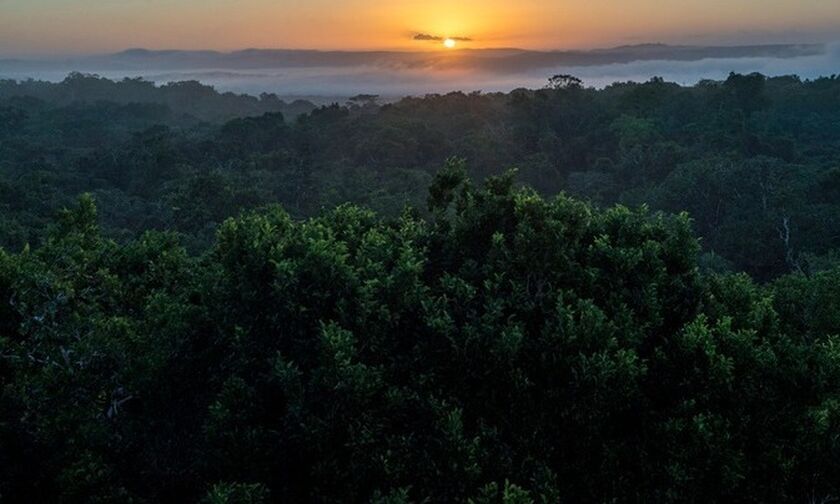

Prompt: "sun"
[443,38,456,48]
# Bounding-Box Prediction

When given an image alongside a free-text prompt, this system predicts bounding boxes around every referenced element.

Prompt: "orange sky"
[1,0,839,55]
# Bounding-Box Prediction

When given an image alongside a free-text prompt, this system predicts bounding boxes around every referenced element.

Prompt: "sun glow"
[443,38,457,48]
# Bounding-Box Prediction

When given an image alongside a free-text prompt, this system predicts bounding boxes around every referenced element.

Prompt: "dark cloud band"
[414,33,472,42]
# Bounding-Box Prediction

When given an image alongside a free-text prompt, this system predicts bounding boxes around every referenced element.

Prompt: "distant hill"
[1,43,825,74]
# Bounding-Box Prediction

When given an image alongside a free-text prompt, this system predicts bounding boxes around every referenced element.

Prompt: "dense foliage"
[0,73,316,123]
[1,166,838,503]
[2,73,840,279]
[1,73,839,502]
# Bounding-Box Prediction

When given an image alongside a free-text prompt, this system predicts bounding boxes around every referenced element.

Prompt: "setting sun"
[443,38,457,48]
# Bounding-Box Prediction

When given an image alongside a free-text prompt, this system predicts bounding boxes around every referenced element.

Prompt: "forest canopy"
[0,169,838,502]
[0,73,839,502]
[1,72,840,279]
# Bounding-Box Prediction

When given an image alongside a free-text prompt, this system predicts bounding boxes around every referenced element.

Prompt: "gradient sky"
[2,0,839,56]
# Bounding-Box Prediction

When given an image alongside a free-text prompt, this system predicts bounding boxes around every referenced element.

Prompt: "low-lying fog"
[2,43,837,100]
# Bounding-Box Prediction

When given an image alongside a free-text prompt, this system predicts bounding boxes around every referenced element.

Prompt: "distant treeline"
[0,73,316,123]
[1,72,840,279]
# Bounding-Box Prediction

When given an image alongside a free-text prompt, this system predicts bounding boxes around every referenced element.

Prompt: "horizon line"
[2,40,829,60]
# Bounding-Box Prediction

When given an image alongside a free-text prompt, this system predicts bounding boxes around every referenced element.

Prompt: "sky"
[2,0,840,56]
